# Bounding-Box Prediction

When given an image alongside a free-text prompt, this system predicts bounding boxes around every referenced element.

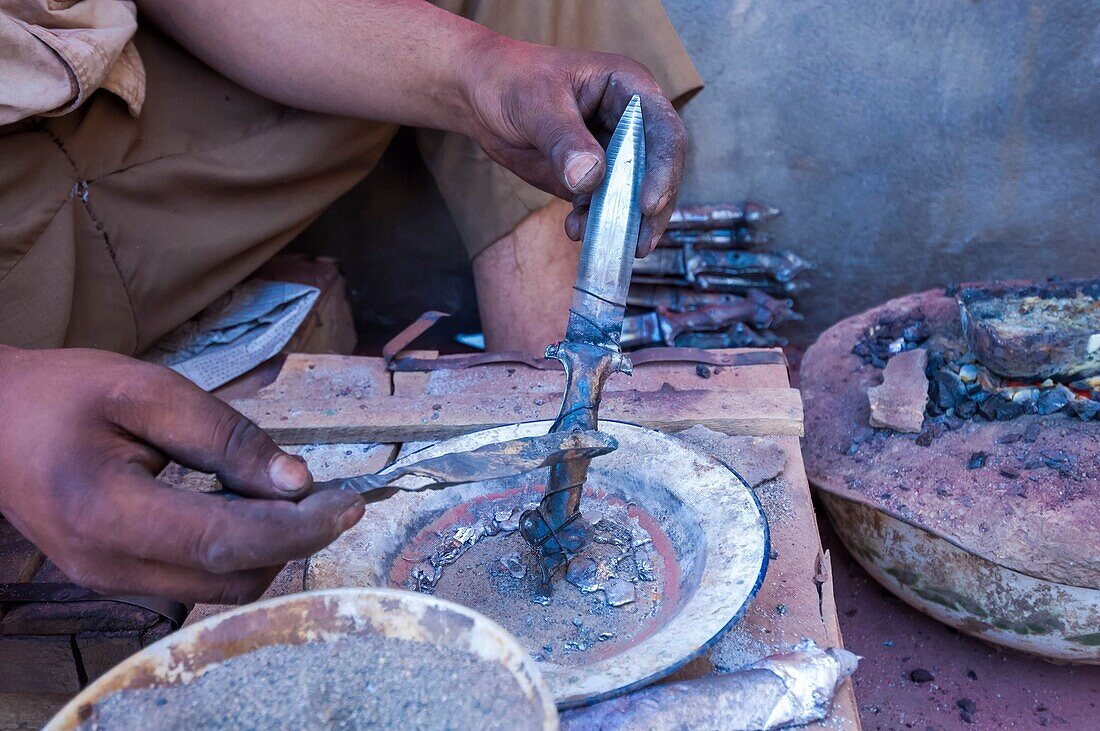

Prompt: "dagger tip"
[617,94,643,134]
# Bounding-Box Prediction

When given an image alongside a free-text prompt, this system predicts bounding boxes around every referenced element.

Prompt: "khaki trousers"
[0,1,700,354]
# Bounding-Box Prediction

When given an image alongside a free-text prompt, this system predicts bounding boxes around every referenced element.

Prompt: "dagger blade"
[567,94,645,349]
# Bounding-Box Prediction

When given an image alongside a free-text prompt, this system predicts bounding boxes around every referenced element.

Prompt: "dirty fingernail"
[653,191,672,214]
[564,153,599,191]
[336,502,365,533]
[269,453,310,494]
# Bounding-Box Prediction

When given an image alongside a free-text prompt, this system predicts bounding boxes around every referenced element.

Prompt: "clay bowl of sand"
[308,421,770,708]
[45,588,558,731]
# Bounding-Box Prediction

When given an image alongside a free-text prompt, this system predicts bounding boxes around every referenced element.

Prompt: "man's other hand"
[0,346,364,603]
[463,40,687,257]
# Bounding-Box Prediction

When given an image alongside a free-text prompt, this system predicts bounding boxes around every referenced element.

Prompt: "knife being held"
[209,431,618,500]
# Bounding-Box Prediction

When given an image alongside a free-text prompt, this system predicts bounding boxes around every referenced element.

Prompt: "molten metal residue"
[387,488,681,667]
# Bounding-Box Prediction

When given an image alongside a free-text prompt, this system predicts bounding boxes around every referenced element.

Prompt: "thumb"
[533,97,606,195]
[109,364,313,499]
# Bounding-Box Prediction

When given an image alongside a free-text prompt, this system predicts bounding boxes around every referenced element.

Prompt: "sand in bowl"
[78,634,540,731]
[389,489,680,666]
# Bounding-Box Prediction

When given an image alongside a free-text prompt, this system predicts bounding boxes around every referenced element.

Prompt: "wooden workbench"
[1,348,859,729]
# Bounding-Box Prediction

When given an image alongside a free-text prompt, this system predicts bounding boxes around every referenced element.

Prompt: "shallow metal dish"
[45,588,559,730]
[307,420,770,708]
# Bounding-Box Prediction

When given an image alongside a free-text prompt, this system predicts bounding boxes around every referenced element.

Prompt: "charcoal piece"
[1041,450,1073,470]
[977,395,1005,420]
[565,557,602,593]
[902,320,932,344]
[916,420,949,446]
[852,313,930,367]
[1023,422,1042,442]
[933,368,966,411]
[909,668,934,683]
[967,452,987,469]
[995,400,1026,420]
[1036,386,1073,415]
[979,395,1025,421]
[955,399,977,419]
[1069,399,1100,421]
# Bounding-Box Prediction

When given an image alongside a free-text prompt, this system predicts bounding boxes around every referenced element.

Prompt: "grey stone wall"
[665,0,1099,340]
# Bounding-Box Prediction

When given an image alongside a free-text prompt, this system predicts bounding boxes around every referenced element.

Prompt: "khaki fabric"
[0,0,144,124]
[0,26,395,353]
[0,1,700,354]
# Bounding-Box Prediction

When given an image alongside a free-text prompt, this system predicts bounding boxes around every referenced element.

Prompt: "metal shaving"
[500,552,527,579]
[412,504,535,595]
[559,513,656,608]
[411,501,658,610]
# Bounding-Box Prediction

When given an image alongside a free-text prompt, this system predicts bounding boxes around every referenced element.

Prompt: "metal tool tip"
[622,95,643,123]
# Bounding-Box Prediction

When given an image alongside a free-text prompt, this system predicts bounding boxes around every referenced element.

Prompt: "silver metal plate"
[308,421,769,707]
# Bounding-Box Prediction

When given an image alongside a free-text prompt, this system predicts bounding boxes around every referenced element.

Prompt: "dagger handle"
[519,340,631,588]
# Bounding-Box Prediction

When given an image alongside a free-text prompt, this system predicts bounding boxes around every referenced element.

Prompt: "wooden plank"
[233,387,804,444]
[0,637,80,694]
[0,692,71,731]
[330,349,791,400]
[393,362,791,396]
[75,630,143,683]
[256,353,392,401]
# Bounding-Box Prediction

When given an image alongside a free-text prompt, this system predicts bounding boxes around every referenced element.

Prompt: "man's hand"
[136,0,685,257]
[0,346,364,604]
[463,40,687,257]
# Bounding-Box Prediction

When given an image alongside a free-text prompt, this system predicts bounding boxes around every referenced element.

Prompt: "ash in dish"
[396,494,671,667]
[410,504,527,595]
[410,500,659,610]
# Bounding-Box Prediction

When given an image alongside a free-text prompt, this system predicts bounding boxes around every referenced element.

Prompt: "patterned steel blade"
[567,94,646,349]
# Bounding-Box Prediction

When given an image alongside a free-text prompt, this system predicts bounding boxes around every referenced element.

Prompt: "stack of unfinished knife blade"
[623,203,811,349]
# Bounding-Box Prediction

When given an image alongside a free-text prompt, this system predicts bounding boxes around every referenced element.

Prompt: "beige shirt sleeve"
[1,0,144,125]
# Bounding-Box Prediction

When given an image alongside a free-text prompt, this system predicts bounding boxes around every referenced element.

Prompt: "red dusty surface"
[800,288,1100,588]
[819,509,1100,730]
